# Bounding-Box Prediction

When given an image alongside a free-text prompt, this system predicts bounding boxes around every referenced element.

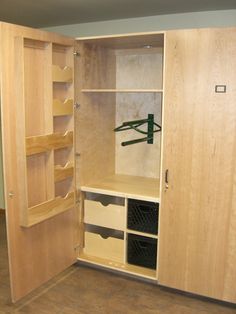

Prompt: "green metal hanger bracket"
[114,114,161,146]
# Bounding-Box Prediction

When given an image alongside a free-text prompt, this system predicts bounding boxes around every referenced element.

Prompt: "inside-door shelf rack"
[81,89,163,93]
[81,174,160,202]
[54,162,74,182]
[52,65,73,83]
[26,131,73,155]
[26,191,75,227]
[53,99,73,116]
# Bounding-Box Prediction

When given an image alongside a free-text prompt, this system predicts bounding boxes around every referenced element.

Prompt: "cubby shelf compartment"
[54,162,74,182]
[21,191,75,227]
[52,65,73,83]
[127,234,157,270]
[53,99,74,116]
[81,89,163,93]
[127,199,159,235]
[84,231,124,263]
[26,131,73,156]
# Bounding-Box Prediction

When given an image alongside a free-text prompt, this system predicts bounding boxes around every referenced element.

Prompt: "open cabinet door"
[159,28,236,302]
[0,22,77,301]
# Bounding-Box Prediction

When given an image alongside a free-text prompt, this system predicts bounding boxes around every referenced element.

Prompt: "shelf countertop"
[81,174,160,202]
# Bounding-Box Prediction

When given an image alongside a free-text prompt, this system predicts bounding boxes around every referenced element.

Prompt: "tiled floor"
[1,212,236,314]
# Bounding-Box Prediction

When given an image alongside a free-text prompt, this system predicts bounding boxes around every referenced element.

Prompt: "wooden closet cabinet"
[1,22,236,303]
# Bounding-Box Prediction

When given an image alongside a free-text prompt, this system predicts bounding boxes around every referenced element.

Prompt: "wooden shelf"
[127,229,158,239]
[78,253,157,280]
[76,32,164,49]
[53,99,73,116]
[22,191,75,227]
[52,65,73,83]
[81,174,160,202]
[54,162,74,182]
[26,131,73,155]
[81,89,163,93]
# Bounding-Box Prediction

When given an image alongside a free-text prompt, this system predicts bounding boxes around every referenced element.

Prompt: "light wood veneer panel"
[158,28,236,303]
[0,22,76,301]
[53,99,73,116]
[26,131,73,155]
[26,192,75,227]
[52,65,73,82]
[54,162,74,182]
[84,231,124,263]
[84,199,125,231]
[81,174,160,202]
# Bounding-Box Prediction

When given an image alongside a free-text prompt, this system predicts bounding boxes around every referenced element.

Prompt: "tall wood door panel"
[0,22,77,301]
[158,28,236,302]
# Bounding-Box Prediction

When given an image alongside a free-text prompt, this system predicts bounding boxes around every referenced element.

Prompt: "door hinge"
[74,103,80,109]
[8,191,14,198]
[73,51,80,57]
[74,244,81,250]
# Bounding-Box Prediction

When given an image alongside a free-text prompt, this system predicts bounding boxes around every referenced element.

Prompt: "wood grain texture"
[115,48,163,89]
[52,65,73,82]
[26,192,75,227]
[84,199,125,231]
[0,22,76,302]
[115,49,163,178]
[54,162,74,182]
[53,98,73,116]
[21,38,55,213]
[77,32,164,49]
[76,38,164,187]
[76,42,116,186]
[81,174,160,202]
[26,131,73,155]
[26,153,52,207]
[55,177,74,198]
[81,43,116,89]
[158,28,236,303]
[84,231,124,263]
[78,254,157,280]
[81,89,163,93]
[115,93,162,178]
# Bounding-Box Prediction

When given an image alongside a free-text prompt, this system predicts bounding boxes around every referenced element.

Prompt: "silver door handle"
[165,169,169,189]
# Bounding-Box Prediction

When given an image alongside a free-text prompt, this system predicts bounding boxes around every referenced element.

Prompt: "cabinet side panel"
[159,28,236,303]
[76,43,116,186]
[0,31,5,209]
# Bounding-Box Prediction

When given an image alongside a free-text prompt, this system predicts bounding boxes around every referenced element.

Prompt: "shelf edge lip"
[77,256,157,281]
[81,89,163,93]
[76,30,165,41]
[80,186,160,203]
[126,229,158,239]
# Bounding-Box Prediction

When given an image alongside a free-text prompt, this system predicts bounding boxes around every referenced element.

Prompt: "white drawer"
[84,199,125,230]
[84,231,124,263]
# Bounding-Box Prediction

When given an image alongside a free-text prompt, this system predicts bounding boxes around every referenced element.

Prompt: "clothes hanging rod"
[114,114,161,146]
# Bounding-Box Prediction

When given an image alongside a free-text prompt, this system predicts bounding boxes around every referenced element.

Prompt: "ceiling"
[0,0,236,28]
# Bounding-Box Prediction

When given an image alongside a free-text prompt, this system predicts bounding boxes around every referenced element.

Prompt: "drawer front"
[84,200,125,230]
[84,232,124,263]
